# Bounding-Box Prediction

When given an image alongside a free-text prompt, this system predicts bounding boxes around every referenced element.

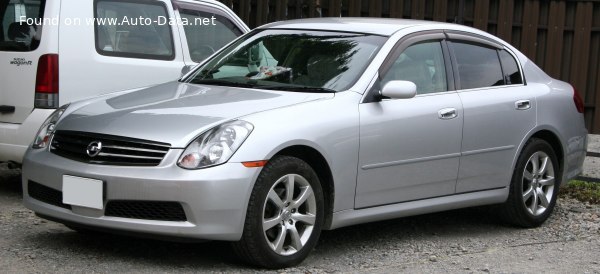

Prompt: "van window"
[179,9,242,63]
[451,42,504,90]
[95,0,175,60]
[0,0,45,52]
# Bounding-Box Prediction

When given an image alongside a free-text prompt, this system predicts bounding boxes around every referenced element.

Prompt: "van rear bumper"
[0,109,55,162]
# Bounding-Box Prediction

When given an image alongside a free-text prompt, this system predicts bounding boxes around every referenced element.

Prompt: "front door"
[356,37,463,208]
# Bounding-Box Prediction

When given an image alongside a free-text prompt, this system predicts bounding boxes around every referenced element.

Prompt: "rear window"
[451,41,504,90]
[498,49,523,85]
[95,0,175,60]
[0,0,45,52]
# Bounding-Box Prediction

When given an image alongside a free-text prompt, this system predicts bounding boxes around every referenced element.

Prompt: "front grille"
[28,181,71,210]
[50,130,170,166]
[105,201,187,221]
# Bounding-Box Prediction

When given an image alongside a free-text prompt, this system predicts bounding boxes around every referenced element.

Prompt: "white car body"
[0,0,249,162]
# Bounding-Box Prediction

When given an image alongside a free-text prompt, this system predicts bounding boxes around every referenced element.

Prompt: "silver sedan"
[22,18,587,268]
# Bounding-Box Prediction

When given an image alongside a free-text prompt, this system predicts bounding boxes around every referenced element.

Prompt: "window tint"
[382,41,447,94]
[180,9,242,63]
[0,0,45,52]
[498,49,523,85]
[95,0,174,60]
[452,42,504,89]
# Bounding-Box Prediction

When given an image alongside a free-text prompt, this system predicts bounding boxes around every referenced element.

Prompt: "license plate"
[62,175,104,210]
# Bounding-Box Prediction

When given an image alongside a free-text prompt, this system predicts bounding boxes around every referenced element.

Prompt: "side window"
[0,0,45,52]
[498,49,523,85]
[452,42,504,89]
[95,0,175,60]
[381,41,447,94]
[180,9,243,63]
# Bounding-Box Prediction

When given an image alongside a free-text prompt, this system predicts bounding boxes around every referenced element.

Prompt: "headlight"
[32,104,69,149]
[178,120,254,169]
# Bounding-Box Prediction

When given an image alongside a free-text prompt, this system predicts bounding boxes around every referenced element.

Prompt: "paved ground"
[0,135,599,273]
[583,134,600,179]
[0,177,598,273]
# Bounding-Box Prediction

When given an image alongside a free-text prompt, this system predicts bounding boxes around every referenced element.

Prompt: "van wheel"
[233,156,324,269]
[500,138,560,227]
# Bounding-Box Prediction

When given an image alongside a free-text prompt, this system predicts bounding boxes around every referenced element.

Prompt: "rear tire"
[500,138,561,227]
[232,156,324,269]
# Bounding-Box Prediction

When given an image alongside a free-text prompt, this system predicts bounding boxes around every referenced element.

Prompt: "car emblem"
[86,141,103,157]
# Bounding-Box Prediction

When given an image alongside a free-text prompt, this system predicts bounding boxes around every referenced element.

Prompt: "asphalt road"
[1,167,599,273]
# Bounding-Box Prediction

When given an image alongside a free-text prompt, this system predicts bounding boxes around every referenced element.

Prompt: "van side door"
[59,0,186,104]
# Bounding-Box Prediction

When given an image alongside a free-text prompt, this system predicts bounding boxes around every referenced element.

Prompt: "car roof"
[259,17,457,36]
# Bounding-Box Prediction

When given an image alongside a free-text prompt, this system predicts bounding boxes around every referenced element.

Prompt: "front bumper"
[22,148,261,241]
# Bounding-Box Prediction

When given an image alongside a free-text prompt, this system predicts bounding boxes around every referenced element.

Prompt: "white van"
[0,0,249,163]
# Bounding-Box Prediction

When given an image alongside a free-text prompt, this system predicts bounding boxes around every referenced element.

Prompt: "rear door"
[447,33,536,193]
[0,0,55,123]
[174,1,248,66]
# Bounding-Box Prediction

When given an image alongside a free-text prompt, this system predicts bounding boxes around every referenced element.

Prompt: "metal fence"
[218,0,600,133]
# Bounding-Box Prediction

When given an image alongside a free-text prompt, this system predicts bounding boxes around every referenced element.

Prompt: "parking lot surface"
[1,166,599,273]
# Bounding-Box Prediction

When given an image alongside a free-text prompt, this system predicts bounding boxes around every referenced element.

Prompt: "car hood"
[57,82,334,147]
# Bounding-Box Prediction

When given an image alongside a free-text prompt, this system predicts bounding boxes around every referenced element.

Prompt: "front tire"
[500,138,561,227]
[233,156,324,268]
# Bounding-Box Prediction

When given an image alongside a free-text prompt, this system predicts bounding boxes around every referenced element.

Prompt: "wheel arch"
[273,145,336,230]
[513,126,565,183]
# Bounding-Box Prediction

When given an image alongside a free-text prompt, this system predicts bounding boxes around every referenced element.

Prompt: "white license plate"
[62,175,104,210]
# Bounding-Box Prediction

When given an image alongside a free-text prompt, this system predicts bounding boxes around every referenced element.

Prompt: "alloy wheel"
[522,151,555,216]
[262,174,317,256]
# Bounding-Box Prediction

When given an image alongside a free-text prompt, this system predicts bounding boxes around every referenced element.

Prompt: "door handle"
[515,100,531,110]
[438,108,458,120]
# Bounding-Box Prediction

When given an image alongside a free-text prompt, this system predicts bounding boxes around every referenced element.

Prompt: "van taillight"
[35,54,59,109]
[572,86,584,114]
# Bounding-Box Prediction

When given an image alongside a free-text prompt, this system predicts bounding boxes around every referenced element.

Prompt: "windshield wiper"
[260,85,336,93]
[190,79,258,88]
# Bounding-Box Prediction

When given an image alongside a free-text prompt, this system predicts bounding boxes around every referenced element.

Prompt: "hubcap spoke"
[539,156,549,175]
[523,170,534,181]
[288,225,303,251]
[531,153,540,176]
[292,187,313,208]
[523,186,534,200]
[263,216,281,231]
[285,175,295,203]
[537,188,549,207]
[273,226,287,253]
[268,189,285,209]
[529,188,538,213]
[539,177,554,187]
[293,213,316,225]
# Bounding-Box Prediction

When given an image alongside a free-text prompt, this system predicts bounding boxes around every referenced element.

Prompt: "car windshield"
[184,29,387,93]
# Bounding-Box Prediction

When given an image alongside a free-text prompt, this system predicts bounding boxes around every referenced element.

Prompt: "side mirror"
[380,80,417,99]
[181,65,195,77]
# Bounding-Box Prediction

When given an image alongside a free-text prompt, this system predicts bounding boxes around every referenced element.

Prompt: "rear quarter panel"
[515,58,587,184]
